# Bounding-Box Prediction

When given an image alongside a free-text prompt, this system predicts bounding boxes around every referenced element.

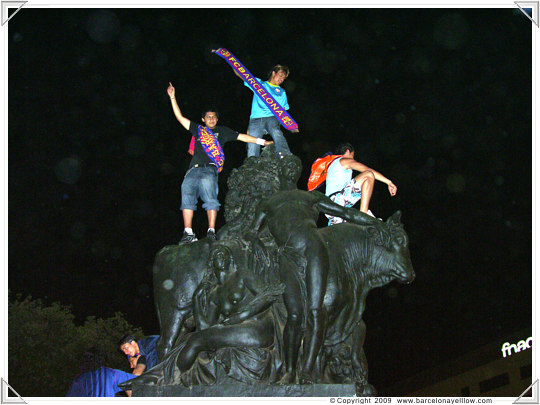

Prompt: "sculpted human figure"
[153,148,284,360]
[127,206,414,394]
[128,239,285,388]
[174,242,284,374]
[250,155,383,383]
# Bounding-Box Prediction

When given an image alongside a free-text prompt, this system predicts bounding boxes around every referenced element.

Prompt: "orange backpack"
[307,154,342,191]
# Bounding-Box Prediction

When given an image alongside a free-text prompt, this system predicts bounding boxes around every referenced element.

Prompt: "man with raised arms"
[167,82,272,244]
[231,61,300,158]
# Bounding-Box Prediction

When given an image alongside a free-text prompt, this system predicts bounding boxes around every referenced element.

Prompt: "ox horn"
[387,210,402,224]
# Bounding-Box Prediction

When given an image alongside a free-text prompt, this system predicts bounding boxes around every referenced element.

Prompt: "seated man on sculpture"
[250,155,384,384]
[325,142,397,224]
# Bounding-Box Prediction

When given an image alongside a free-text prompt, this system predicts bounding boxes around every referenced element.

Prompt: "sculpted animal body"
[251,188,400,384]
[316,211,415,394]
[153,239,213,359]
[321,212,414,325]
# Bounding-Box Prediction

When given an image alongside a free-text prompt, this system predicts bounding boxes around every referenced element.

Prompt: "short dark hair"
[118,335,137,347]
[201,110,219,119]
[336,142,355,155]
[267,64,290,80]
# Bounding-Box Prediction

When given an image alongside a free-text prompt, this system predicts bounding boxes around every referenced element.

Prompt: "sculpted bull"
[251,182,414,390]
[317,211,414,395]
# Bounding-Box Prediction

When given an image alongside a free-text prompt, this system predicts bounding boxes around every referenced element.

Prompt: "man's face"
[270,70,287,86]
[120,341,139,357]
[202,112,218,129]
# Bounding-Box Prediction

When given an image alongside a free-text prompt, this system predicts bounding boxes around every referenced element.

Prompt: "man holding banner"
[212,49,299,158]
[239,64,299,158]
[166,82,272,244]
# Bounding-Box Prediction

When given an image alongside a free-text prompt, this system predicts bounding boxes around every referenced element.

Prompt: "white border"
[0,1,536,404]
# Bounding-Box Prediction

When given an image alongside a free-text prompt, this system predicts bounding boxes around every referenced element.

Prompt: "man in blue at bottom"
[66,366,136,397]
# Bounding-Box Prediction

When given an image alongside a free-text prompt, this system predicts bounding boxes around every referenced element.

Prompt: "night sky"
[5,5,534,391]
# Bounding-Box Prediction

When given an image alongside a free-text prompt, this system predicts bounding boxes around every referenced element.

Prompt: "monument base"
[133,382,357,397]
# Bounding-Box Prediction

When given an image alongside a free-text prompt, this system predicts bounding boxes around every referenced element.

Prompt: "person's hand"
[222,314,241,325]
[388,182,397,196]
[167,82,175,99]
[291,128,300,133]
[211,49,217,53]
[264,140,274,146]
[129,355,140,369]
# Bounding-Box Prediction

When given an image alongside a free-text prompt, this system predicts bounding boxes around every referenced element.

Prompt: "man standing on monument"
[167,82,273,244]
[233,63,300,158]
[325,142,397,225]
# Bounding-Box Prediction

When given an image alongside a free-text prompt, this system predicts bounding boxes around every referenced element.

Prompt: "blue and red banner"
[198,125,225,173]
[213,48,299,132]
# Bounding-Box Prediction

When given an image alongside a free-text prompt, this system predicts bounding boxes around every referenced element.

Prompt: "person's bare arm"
[237,133,273,146]
[123,357,145,397]
[166,82,191,131]
[132,363,146,376]
[232,67,243,79]
[340,158,397,196]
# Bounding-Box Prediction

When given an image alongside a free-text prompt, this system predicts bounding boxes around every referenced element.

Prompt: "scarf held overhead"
[213,48,299,131]
[198,125,225,173]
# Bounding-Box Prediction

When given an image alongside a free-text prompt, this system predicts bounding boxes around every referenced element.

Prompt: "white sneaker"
[367,209,383,221]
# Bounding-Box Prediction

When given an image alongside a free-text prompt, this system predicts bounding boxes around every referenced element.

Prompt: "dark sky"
[6,6,533,391]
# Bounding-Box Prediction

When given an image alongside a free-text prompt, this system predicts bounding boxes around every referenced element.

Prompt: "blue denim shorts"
[180,166,220,211]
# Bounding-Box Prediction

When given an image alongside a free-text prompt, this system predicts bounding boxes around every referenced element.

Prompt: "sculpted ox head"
[366,211,415,288]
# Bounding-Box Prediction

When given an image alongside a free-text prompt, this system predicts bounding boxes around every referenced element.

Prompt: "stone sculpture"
[122,146,415,396]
